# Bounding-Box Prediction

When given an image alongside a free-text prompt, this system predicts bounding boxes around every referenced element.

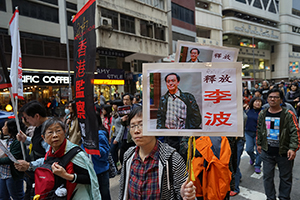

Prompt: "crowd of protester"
[0,81,299,199]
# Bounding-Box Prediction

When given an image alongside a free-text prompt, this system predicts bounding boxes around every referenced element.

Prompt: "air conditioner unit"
[99,17,112,28]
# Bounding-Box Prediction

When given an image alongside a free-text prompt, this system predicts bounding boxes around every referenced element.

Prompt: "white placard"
[0,140,19,163]
[142,62,243,137]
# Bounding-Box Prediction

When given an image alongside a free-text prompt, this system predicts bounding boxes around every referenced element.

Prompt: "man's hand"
[257,146,262,154]
[287,150,296,160]
[180,180,196,200]
[14,160,30,171]
[113,140,118,145]
[121,115,128,122]
[16,130,27,143]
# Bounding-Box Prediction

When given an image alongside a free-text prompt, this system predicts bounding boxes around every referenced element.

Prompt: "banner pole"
[9,89,26,159]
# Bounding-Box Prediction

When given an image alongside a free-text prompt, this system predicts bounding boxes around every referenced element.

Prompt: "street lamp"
[252,30,269,84]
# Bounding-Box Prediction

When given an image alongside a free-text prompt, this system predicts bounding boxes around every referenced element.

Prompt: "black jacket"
[156,89,201,129]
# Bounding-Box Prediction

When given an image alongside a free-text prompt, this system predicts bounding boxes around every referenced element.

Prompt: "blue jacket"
[245,109,261,132]
[84,130,110,175]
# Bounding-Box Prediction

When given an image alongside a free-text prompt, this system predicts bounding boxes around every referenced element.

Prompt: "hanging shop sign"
[22,73,73,85]
[95,68,124,80]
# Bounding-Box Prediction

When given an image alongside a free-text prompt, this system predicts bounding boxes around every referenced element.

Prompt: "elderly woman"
[0,119,25,200]
[39,118,100,200]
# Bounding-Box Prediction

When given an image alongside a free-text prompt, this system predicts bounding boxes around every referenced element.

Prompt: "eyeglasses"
[45,129,64,136]
[268,96,280,99]
[130,123,143,130]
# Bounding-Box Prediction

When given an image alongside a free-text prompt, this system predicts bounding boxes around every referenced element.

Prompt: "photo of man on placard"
[179,46,213,63]
[156,72,202,130]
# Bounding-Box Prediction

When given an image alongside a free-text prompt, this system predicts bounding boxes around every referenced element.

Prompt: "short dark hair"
[254,90,262,95]
[24,101,47,118]
[289,82,299,91]
[128,105,142,123]
[122,93,134,101]
[165,73,180,82]
[249,97,263,109]
[103,104,112,116]
[6,119,18,139]
[41,118,65,136]
[190,48,200,54]
[267,88,284,100]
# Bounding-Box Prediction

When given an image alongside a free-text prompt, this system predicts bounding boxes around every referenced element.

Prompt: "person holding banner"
[14,101,49,200]
[119,106,196,200]
[0,119,25,200]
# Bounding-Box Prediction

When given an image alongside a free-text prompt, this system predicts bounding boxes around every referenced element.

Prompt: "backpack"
[34,146,82,199]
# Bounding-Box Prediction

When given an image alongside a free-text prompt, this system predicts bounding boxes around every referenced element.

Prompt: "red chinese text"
[76,101,86,119]
[77,38,87,58]
[204,112,232,126]
[204,89,231,104]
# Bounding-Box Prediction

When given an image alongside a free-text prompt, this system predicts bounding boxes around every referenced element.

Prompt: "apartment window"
[39,0,58,5]
[262,0,268,9]
[66,2,77,10]
[235,0,246,3]
[153,0,164,10]
[154,24,165,41]
[271,45,274,53]
[253,0,262,9]
[25,39,44,56]
[172,3,194,25]
[196,28,211,39]
[101,8,119,30]
[292,9,300,17]
[0,0,6,11]
[139,0,152,6]
[44,41,60,57]
[196,1,209,10]
[13,0,59,23]
[293,45,300,53]
[99,56,117,69]
[140,20,153,38]
[271,64,275,72]
[120,14,135,34]
[268,0,276,13]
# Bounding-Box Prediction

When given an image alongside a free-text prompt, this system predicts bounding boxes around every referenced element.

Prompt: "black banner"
[72,0,99,155]
[0,42,12,89]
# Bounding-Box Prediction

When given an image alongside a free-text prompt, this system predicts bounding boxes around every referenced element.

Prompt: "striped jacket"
[119,140,187,200]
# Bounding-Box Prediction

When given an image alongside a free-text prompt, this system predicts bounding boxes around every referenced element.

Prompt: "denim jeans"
[234,139,245,193]
[0,177,24,200]
[245,131,261,169]
[110,136,120,166]
[261,150,293,200]
[97,170,111,200]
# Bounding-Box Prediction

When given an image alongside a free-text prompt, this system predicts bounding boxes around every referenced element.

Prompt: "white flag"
[9,9,23,99]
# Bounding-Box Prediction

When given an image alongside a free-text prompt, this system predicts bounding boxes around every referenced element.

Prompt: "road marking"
[250,172,263,179]
[238,186,266,200]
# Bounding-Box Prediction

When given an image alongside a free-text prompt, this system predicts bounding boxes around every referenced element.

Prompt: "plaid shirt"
[0,138,13,179]
[128,140,160,200]
[165,90,187,129]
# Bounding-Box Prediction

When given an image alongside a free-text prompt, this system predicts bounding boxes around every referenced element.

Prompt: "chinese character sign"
[72,0,99,155]
[175,40,239,63]
[142,62,243,137]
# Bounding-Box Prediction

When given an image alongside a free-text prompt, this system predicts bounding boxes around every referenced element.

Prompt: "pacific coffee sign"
[292,26,300,34]
[22,73,73,85]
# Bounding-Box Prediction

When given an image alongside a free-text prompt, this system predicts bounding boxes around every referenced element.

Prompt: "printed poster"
[175,40,239,63]
[143,62,243,137]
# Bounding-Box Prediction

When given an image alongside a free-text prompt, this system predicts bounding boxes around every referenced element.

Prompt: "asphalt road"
[109,148,300,200]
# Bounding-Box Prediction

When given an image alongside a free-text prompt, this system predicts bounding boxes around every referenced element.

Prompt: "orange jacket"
[192,136,232,200]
